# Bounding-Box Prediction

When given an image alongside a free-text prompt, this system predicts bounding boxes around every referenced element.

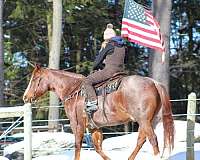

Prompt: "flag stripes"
[121,0,165,60]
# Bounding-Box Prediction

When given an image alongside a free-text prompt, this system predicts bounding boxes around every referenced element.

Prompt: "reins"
[64,80,83,102]
[33,77,42,101]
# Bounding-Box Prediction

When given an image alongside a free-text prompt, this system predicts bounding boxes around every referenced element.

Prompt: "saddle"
[94,72,127,96]
[84,72,127,129]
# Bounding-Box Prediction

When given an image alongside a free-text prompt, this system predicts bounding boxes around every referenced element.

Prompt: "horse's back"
[120,75,158,93]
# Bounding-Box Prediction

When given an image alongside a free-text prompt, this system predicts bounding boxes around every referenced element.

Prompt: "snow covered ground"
[2,120,200,160]
[3,132,75,157]
[0,157,8,160]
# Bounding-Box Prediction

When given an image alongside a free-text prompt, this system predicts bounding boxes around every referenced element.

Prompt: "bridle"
[31,76,42,103]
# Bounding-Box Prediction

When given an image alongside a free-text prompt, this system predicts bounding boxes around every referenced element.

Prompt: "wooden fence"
[0,93,199,160]
[0,103,32,160]
[186,92,197,160]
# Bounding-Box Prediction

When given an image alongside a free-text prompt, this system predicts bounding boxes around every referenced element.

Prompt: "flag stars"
[126,0,146,23]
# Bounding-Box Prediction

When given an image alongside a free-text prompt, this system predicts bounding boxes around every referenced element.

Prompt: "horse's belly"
[93,110,131,127]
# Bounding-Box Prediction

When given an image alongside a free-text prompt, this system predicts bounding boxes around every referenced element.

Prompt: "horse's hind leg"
[143,122,161,160]
[128,128,146,160]
[91,129,111,160]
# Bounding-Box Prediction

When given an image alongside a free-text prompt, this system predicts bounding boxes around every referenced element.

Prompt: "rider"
[83,23,126,116]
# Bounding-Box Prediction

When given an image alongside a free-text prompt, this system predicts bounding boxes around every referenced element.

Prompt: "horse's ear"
[35,64,41,70]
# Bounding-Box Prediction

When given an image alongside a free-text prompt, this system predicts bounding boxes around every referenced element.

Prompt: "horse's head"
[23,65,48,103]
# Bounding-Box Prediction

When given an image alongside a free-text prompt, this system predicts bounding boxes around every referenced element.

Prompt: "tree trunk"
[187,8,193,55]
[48,0,62,131]
[0,0,4,107]
[149,0,172,92]
[76,49,81,73]
[47,12,52,52]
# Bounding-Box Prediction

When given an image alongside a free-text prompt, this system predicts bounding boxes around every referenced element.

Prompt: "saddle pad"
[95,78,121,96]
[80,73,126,97]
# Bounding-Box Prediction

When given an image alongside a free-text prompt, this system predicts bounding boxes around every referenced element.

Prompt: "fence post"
[24,103,32,160]
[186,92,196,160]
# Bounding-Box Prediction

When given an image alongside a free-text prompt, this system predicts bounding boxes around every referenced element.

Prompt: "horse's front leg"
[74,125,85,160]
[69,119,86,160]
[91,129,111,160]
[64,98,86,160]
[67,113,86,160]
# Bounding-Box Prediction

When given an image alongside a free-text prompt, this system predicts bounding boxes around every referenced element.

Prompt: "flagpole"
[121,0,128,38]
[162,52,165,64]
[123,0,128,16]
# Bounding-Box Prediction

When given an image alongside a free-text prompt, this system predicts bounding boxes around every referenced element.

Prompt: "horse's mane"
[44,67,85,79]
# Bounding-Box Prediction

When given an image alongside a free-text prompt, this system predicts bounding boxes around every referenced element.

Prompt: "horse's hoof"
[153,154,161,160]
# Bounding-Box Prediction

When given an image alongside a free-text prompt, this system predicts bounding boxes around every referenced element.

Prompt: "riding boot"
[85,99,98,129]
[83,81,98,116]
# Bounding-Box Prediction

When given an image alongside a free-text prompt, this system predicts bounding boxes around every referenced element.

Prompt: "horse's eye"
[33,77,39,81]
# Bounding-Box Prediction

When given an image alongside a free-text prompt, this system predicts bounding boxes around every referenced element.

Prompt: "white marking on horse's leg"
[153,154,161,160]
[161,147,170,160]
[23,74,33,99]
[154,153,170,160]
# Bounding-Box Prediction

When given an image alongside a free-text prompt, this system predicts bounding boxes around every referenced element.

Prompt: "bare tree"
[149,0,172,92]
[0,0,4,107]
[48,0,62,131]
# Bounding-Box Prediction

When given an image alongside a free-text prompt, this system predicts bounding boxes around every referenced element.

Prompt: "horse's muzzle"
[23,95,29,103]
[23,95,33,103]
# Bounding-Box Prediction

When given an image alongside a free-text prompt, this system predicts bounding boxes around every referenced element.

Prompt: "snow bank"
[155,120,200,143]
[3,120,200,160]
[32,144,200,160]
[0,156,9,160]
[33,150,103,160]
[103,120,200,151]
[102,120,200,160]
[4,132,75,157]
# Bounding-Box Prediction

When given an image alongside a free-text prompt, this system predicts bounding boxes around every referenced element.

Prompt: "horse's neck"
[48,70,83,101]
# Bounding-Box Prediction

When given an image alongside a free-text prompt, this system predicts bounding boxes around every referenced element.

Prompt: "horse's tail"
[153,81,174,154]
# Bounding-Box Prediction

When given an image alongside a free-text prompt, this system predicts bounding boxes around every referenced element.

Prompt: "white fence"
[186,92,197,160]
[0,93,199,160]
[0,103,32,160]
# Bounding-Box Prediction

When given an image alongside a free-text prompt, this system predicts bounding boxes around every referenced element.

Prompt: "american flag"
[121,0,165,62]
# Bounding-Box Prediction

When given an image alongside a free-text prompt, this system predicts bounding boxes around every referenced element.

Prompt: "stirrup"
[85,100,98,113]
[86,100,97,106]
[85,100,99,129]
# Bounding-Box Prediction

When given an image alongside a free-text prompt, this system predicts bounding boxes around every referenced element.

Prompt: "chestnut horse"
[23,65,174,160]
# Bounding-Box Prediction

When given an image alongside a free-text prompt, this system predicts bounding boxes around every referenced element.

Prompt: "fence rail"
[186,92,196,160]
[0,93,199,160]
[0,103,32,160]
